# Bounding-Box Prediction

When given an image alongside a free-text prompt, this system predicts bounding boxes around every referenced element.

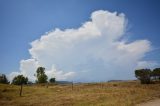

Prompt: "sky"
[0,0,160,82]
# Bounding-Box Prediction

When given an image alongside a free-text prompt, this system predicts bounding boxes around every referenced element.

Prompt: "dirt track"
[137,99,160,106]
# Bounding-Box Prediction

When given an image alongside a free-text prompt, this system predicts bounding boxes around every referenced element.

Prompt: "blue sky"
[0,0,160,81]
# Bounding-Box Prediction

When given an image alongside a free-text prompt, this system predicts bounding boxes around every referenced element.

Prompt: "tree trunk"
[20,84,23,96]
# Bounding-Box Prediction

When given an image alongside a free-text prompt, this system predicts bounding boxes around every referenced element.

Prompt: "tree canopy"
[12,75,28,85]
[36,67,48,83]
[135,68,160,84]
[135,69,151,84]
[152,68,160,80]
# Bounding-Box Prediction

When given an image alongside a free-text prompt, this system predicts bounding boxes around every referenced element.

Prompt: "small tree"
[49,78,56,83]
[12,75,28,96]
[0,74,9,84]
[36,67,48,83]
[135,69,151,84]
[12,75,28,85]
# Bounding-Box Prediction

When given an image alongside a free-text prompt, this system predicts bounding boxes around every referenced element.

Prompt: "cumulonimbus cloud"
[9,10,157,82]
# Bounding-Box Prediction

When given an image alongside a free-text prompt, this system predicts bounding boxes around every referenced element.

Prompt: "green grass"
[0,81,160,106]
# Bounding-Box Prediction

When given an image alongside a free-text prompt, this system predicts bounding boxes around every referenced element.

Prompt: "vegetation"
[11,75,28,96]
[0,74,9,84]
[0,66,159,105]
[0,81,160,106]
[35,67,48,83]
[152,68,160,80]
[135,68,160,84]
[12,75,28,85]
[49,78,56,83]
[135,69,151,84]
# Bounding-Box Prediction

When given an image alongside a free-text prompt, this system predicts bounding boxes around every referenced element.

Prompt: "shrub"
[49,78,56,83]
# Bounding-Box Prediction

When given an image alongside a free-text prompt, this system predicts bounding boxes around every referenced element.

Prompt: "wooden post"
[72,81,73,90]
[20,84,23,96]
[101,83,103,89]
[46,82,49,88]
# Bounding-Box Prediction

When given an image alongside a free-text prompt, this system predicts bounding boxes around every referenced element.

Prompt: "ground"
[137,99,160,106]
[0,81,160,106]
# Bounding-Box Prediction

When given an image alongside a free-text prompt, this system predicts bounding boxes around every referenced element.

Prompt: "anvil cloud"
[9,10,154,82]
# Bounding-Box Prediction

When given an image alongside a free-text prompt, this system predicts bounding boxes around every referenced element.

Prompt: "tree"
[36,67,48,83]
[49,78,56,83]
[0,74,9,84]
[135,69,151,84]
[12,75,28,96]
[12,75,28,85]
[152,68,160,80]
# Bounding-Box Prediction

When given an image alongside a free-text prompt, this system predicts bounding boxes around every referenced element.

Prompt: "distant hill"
[56,81,72,85]
[107,80,124,82]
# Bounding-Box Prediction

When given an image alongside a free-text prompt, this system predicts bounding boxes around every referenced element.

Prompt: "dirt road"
[137,99,160,106]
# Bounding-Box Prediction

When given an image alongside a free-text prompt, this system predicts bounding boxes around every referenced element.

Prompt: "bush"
[49,78,56,83]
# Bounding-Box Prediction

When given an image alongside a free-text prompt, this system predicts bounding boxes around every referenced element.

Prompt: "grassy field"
[0,81,160,106]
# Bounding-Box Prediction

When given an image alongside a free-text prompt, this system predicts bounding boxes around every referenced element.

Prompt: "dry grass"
[0,81,160,106]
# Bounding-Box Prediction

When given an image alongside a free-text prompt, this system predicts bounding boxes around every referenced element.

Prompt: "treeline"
[1,67,160,85]
[0,67,56,96]
[135,68,160,84]
[0,67,56,85]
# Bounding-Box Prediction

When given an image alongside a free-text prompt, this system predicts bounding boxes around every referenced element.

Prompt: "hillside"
[0,81,160,106]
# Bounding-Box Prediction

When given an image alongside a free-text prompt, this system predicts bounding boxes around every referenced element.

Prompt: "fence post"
[46,82,49,88]
[72,81,73,90]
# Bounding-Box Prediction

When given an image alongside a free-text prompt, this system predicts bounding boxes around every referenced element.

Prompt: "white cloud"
[8,59,38,82]
[45,65,76,81]
[91,10,126,41]
[8,72,20,82]
[136,61,159,70]
[9,59,75,82]
[9,10,156,82]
